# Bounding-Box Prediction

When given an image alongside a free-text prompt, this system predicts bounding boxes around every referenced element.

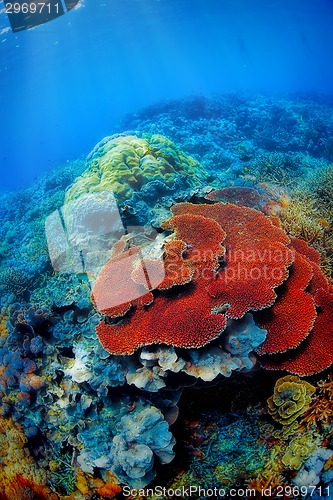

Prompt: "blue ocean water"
[0,0,333,192]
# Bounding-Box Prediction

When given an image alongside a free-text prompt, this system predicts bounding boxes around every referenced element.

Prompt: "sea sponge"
[64,134,208,206]
[267,375,315,425]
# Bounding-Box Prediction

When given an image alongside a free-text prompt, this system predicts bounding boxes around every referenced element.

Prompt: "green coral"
[267,375,315,426]
[64,134,208,206]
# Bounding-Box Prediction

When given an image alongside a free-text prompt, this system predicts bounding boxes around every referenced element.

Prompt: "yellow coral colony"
[64,134,207,206]
[267,375,316,425]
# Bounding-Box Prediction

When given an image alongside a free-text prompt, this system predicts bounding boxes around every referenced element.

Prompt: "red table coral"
[92,203,293,355]
[260,287,333,376]
[171,202,293,318]
[94,213,228,354]
[92,202,333,375]
[256,251,316,355]
[259,238,333,376]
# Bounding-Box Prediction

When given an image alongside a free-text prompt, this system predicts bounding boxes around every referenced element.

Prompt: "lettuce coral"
[282,434,319,470]
[267,375,315,425]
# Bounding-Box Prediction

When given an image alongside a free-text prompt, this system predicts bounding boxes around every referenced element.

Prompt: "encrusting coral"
[0,416,56,500]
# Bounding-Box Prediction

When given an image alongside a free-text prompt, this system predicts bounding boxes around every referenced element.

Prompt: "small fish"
[212,303,230,314]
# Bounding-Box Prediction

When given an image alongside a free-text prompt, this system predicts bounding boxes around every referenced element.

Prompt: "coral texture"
[267,375,315,425]
[92,202,333,377]
[65,134,208,205]
[256,251,316,355]
[259,238,333,376]
[92,203,291,355]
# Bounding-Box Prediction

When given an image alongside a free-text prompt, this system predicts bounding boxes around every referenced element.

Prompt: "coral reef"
[1,94,333,498]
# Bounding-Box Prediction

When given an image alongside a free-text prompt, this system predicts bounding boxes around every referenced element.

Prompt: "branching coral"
[0,268,39,299]
[301,373,333,429]
[254,152,304,187]
[277,165,333,278]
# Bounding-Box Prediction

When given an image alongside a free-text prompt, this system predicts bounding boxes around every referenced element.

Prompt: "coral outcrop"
[92,202,292,356]
[65,134,208,206]
[92,201,333,377]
